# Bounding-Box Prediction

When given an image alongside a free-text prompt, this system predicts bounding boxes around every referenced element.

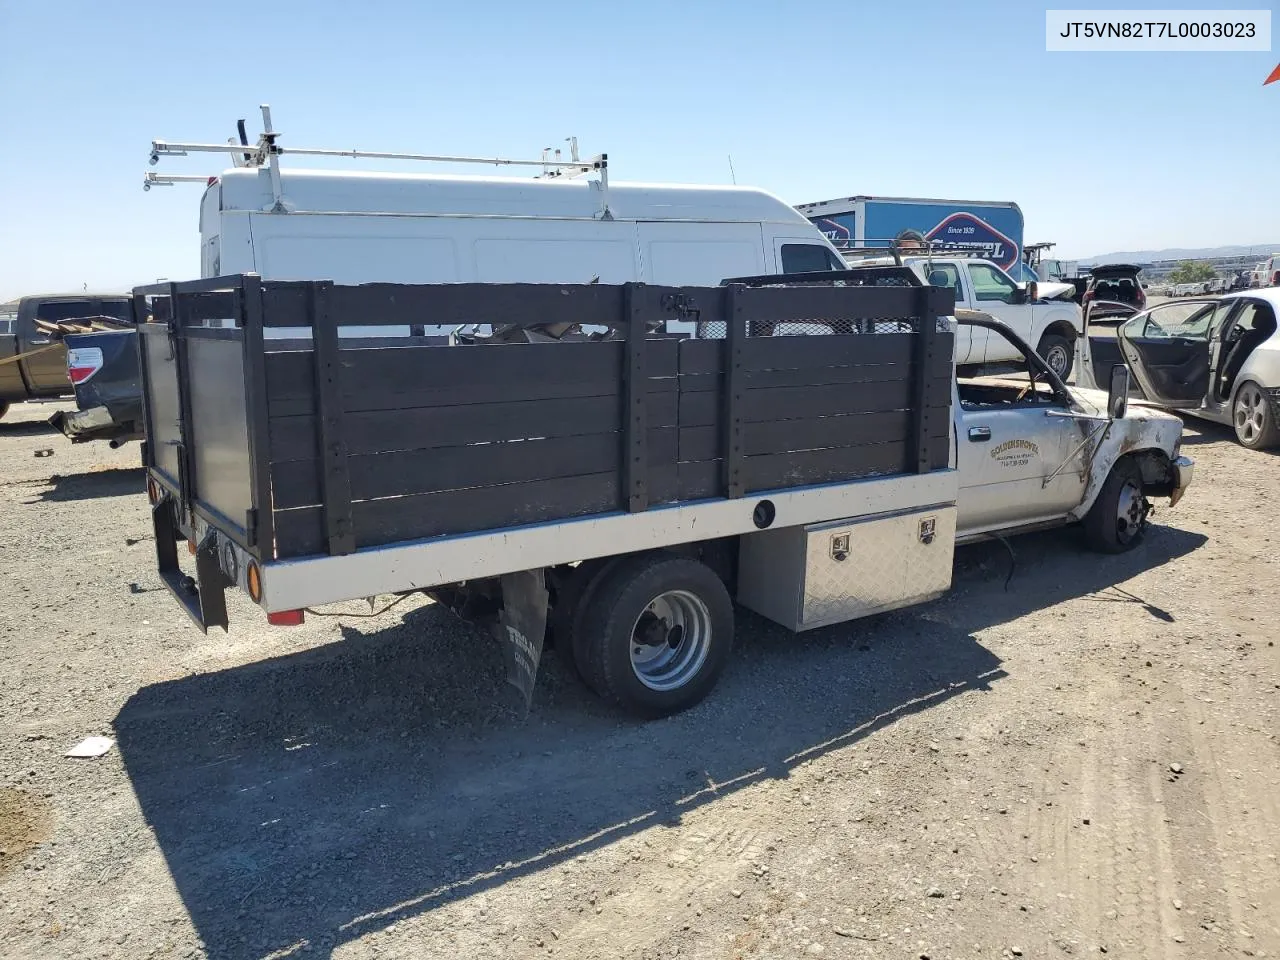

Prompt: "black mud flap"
[152,499,229,633]
[495,569,548,714]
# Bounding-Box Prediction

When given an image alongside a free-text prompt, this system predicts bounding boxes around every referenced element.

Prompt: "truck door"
[921,263,979,364]
[964,262,1027,362]
[1116,300,1222,407]
[955,321,1088,534]
[21,298,96,397]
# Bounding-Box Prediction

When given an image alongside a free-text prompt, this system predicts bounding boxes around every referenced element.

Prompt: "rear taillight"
[67,346,104,384]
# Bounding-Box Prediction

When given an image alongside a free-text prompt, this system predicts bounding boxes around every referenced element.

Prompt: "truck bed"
[137,275,955,626]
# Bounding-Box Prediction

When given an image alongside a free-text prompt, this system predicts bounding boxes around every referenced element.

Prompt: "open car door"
[1116,300,1221,407]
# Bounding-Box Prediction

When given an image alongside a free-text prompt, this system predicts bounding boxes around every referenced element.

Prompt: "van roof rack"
[144,104,612,218]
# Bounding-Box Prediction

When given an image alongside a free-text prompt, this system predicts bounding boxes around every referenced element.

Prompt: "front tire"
[1037,331,1075,380]
[1232,381,1280,450]
[1083,458,1149,553]
[575,553,734,718]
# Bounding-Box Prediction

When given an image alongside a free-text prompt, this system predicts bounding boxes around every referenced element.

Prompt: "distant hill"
[1080,245,1280,266]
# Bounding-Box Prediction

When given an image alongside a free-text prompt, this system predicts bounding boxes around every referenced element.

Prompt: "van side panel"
[638,222,766,285]
[473,221,638,284]
[249,215,462,284]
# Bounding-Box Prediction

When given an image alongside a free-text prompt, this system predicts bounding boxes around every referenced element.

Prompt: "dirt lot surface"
[1,400,1277,960]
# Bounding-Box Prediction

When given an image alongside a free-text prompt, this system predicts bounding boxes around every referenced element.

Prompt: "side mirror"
[1107,364,1130,420]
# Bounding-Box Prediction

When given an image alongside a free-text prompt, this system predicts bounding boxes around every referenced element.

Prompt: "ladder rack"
[145,104,612,217]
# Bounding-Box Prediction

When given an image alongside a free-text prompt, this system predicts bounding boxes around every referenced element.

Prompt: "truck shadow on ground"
[114,523,1204,960]
[29,466,145,502]
[0,419,58,437]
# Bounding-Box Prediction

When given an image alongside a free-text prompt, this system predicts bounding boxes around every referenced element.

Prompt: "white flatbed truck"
[134,271,1193,717]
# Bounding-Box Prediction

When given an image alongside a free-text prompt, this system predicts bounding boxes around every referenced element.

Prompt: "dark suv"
[1083,264,1146,310]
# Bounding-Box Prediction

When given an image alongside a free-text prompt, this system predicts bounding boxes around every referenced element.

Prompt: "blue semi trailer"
[795,195,1033,281]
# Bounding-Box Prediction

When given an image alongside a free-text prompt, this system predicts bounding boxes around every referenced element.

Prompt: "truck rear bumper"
[1169,455,1194,507]
[49,405,140,443]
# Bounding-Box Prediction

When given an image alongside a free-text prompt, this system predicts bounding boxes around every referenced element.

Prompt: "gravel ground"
[1,399,1277,960]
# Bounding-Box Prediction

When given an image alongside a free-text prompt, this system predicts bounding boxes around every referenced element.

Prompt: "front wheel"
[1037,332,1075,380]
[1083,458,1149,553]
[1232,381,1280,450]
[575,553,734,718]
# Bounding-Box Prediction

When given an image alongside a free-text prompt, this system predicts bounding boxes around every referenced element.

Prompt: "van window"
[968,263,1019,303]
[780,244,842,273]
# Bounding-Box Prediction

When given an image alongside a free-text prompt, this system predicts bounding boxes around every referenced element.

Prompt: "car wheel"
[1083,457,1150,553]
[1037,332,1075,380]
[575,552,734,718]
[1232,381,1280,449]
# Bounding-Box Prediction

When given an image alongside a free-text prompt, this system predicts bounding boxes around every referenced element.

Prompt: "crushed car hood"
[1036,281,1077,301]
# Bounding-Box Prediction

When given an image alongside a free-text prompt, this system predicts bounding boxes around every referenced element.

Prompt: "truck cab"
[902,256,1083,380]
[0,294,132,420]
[952,315,1189,547]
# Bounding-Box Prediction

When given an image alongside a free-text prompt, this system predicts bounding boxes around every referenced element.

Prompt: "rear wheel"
[1232,381,1280,449]
[1037,331,1075,380]
[1083,458,1149,553]
[575,553,733,718]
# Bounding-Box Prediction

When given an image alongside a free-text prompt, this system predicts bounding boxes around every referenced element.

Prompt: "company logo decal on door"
[990,438,1039,468]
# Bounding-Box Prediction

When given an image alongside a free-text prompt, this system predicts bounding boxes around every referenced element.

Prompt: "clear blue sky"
[2,0,1278,298]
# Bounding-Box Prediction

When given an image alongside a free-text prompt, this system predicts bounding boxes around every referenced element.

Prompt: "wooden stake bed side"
[135,274,954,630]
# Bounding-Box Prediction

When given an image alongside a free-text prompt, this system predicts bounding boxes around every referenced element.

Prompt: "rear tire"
[575,553,734,718]
[1037,331,1075,380]
[1083,457,1149,553]
[1232,381,1280,450]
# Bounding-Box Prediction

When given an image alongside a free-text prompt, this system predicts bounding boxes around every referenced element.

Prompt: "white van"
[197,168,845,336]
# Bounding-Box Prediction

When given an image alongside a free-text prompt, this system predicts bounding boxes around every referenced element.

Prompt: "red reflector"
[267,610,305,627]
[207,176,218,186]
[66,346,103,384]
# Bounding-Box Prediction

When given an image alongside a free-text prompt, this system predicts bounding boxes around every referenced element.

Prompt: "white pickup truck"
[900,256,1084,379]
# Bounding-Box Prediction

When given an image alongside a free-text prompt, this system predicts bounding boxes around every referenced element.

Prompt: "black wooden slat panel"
[741,333,913,371]
[742,411,947,457]
[273,472,620,557]
[181,291,239,323]
[679,338,722,375]
[649,460,722,504]
[271,432,619,510]
[678,425,719,462]
[270,397,623,462]
[744,433,952,492]
[267,340,628,401]
[268,377,619,418]
[740,376,952,421]
[745,442,908,491]
[272,426,680,510]
[261,282,629,329]
[737,285,953,326]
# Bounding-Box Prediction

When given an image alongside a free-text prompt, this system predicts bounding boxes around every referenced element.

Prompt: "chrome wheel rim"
[629,590,712,692]
[1045,343,1069,377]
[1115,478,1149,545]
[1234,385,1266,444]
